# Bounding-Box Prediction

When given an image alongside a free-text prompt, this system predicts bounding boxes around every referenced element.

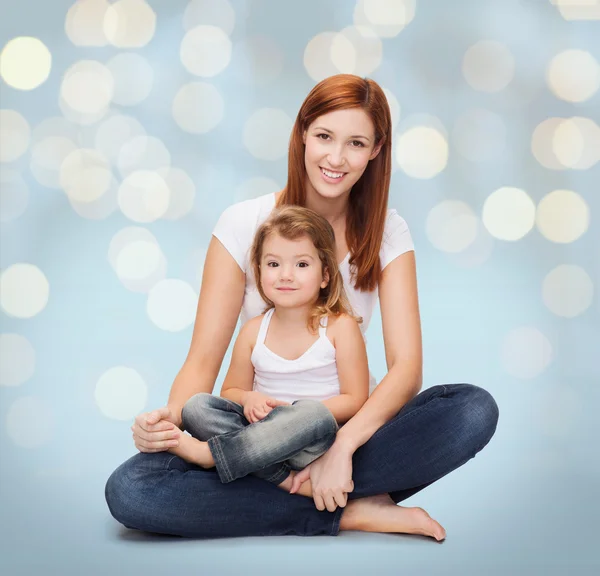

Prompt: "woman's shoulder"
[379,208,414,269]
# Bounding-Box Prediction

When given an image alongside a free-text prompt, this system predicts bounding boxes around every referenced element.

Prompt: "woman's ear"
[369,139,384,160]
[302,130,307,144]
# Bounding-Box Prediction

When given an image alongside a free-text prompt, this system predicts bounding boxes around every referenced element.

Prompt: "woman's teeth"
[321,168,344,179]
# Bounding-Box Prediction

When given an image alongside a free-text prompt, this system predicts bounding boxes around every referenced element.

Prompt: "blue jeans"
[105,383,499,538]
[181,393,338,484]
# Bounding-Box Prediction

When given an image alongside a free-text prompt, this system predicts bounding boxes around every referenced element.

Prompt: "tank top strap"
[318,315,328,337]
[256,308,275,345]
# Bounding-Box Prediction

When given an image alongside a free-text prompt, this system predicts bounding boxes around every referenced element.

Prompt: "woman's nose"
[327,146,345,168]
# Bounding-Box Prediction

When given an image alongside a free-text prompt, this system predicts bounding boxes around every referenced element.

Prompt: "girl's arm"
[335,251,422,451]
[321,315,370,424]
[165,237,246,425]
[219,317,259,405]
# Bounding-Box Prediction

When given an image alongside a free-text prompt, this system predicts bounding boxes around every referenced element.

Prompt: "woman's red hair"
[277,74,392,292]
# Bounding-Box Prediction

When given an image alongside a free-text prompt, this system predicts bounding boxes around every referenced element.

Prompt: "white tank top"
[251,308,340,403]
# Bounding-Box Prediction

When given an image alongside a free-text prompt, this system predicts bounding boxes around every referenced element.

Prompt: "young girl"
[170,206,370,495]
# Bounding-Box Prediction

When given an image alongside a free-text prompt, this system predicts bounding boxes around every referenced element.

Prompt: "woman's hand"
[243,391,289,423]
[131,406,181,453]
[290,439,355,511]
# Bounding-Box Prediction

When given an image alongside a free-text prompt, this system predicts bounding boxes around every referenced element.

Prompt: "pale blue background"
[1,0,598,574]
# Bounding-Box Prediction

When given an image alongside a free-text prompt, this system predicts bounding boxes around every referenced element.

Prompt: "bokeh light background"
[1,0,598,574]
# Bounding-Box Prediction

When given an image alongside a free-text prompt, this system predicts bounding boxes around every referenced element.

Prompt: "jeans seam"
[331,507,343,536]
[263,463,290,484]
[208,436,233,483]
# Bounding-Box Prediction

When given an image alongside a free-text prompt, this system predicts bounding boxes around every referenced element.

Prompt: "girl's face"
[303,107,381,202]
[259,232,329,310]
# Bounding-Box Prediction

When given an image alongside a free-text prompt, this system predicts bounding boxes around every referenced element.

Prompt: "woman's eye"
[317,133,330,140]
[351,140,365,147]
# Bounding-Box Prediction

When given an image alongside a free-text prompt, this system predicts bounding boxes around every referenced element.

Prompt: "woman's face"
[303,107,381,202]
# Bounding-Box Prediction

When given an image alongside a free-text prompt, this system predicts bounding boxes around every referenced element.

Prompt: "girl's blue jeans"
[105,383,499,538]
[181,393,338,485]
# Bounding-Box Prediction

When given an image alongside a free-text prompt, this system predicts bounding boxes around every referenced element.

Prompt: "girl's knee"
[291,399,338,435]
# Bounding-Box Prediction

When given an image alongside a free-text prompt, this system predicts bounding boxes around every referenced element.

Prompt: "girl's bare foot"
[339,494,446,541]
[278,471,313,497]
[169,434,215,469]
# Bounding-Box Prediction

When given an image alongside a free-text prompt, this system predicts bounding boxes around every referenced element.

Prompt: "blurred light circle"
[172,82,224,134]
[117,135,171,177]
[106,53,154,106]
[304,32,345,82]
[103,0,156,48]
[552,117,600,170]
[395,126,448,179]
[95,366,148,421]
[501,326,552,380]
[69,177,119,220]
[59,95,109,126]
[547,49,600,103]
[0,37,52,90]
[115,240,162,281]
[234,176,280,203]
[543,264,593,318]
[60,148,112,203]
[0,168,29,222]
[555,0,600,21]
[536,189,589,244]
[180,25,232,77]
[6,396,54,448]
[453,108,507,162]
[462,40,515,93]
[0,110,30,163]
[108,227,166,292]
[382,88,401,133]
[450,224,495,269]
[158,167,196,220]
[354,0,416,37]
[426,200,478,253]
[65,0,110,47]
[482,187,535,241]
[0,264,49,319]
[118,170,170,222]
[531,117,565,170]
[61,60,114,115]
[0,334,35,387]
[331,26,382,76]
[243,108,293,161]
[147,279,198,332]
[94,114,146,163]
[30,136,78,188]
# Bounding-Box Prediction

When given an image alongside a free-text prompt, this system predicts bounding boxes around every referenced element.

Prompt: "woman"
[105,74,499,539]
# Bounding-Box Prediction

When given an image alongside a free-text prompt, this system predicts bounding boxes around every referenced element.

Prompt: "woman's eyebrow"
[313,126,371,142]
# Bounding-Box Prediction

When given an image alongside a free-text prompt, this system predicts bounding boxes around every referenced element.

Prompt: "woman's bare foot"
[278,471,313,497]
[339,494,446,541]
[168,433,215,468]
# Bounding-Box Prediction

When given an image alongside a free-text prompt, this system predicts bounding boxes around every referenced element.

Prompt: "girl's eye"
[297,262,309,268]
[267,261,278,267]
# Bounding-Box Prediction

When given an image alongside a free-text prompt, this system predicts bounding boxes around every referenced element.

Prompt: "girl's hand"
[243,391,288,423]
[290,440,355,512]
[131,406,181,453]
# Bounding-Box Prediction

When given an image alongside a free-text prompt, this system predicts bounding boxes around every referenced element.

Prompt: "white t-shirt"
[212,192,415,390]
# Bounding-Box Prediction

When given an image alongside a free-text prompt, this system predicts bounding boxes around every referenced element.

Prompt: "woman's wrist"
[334,427,360,454]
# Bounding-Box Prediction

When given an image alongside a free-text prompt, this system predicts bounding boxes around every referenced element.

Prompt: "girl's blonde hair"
[250,206,362,333]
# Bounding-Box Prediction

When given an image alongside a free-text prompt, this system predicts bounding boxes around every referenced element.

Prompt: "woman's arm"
[165,236,246,426]
[336,250,422,451]
[321,315,370,424]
